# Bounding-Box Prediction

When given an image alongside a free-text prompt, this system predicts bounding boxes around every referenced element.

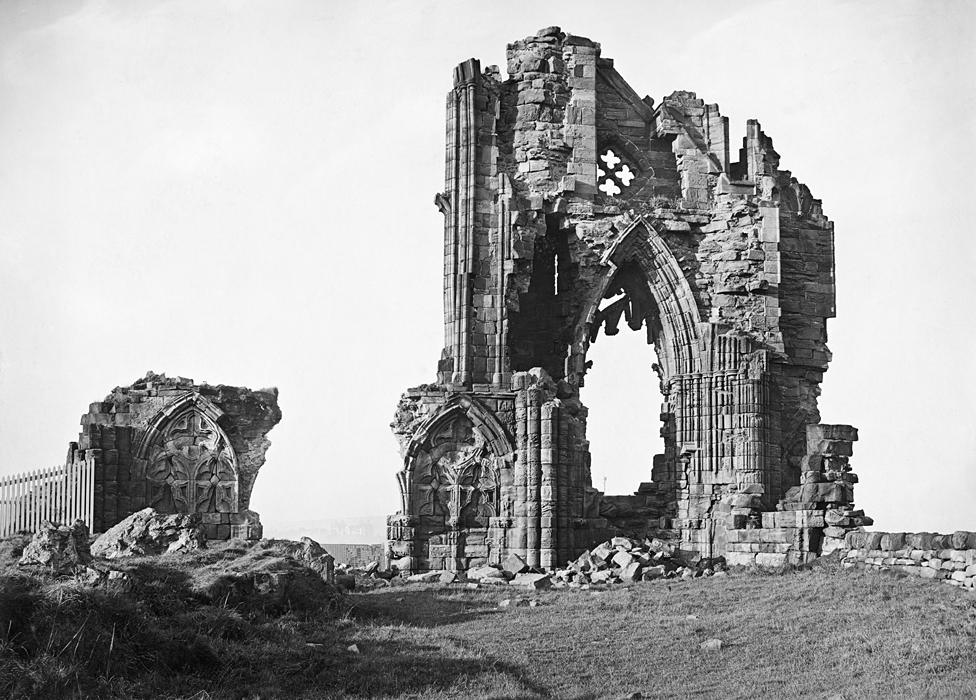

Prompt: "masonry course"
[70,371,280,539]
[388,26,868,574]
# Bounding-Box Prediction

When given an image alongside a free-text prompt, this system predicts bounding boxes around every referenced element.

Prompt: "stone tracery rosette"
[411,414,499,529]
[141,396,240,514]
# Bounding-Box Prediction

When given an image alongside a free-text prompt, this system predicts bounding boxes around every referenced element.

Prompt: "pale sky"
[1,0,974,535]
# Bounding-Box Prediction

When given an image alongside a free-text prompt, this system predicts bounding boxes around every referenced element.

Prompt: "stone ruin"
[70,371,280,539]
[388,26,870,573]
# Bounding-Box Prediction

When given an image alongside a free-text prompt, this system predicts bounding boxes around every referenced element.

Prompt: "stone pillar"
[525,383,542,567]
[441,58,498,386]
[513,376,529,557]
[540,401,558,569]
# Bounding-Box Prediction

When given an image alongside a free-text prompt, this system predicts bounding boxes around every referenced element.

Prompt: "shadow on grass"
[344,587,506,628]
[116,559,198,614]
[325,588,565,697]
[317,635,558,699]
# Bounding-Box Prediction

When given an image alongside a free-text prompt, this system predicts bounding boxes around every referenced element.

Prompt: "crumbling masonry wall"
[389,27,862,572]
[70,372,280,539]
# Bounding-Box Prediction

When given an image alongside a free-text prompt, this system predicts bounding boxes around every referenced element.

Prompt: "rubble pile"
[395,536,728,588]
[549,536,727,587]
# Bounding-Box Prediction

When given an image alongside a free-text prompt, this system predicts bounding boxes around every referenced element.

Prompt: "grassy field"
[340,563,976,699]
[2,546,975,699]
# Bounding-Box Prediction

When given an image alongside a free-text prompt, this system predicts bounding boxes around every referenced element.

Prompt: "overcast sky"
[1,0,974,535]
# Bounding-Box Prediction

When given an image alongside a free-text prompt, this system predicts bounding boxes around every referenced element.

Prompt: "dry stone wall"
[389,26,861,573]
[839,531,976,589]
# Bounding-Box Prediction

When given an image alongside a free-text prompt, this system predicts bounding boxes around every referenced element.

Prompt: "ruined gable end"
[389,26,859,573]
[70,371,281,539]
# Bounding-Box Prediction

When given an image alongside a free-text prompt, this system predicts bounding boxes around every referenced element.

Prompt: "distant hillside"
[265,515,386,545]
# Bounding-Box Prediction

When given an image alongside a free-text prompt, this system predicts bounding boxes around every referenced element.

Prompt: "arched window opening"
[508,215,576,379]
[585,319,666,496]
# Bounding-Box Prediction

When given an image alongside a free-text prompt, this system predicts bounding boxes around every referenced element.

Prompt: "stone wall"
[321,543,385,568]
[70,371,280,538]
[724,424,869,566]
[838,531,976,589]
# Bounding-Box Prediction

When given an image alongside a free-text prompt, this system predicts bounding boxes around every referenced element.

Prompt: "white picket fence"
[0,457,95,537]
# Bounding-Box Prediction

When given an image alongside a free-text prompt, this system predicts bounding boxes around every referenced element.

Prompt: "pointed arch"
[396,395,513,520]
[405,395,514,465]
[136,392,228,459]
[137,392,240,514]
[569,216,705,384]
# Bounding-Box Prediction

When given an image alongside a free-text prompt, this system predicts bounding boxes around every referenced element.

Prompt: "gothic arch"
[405,395,514,464]
[137,392,240,514]
[397,396,512,525]
[568,216,705,384]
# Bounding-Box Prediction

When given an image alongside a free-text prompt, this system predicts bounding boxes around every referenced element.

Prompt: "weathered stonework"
[837,530,976,589]
[70,371,280,539]
[389,27,861,572]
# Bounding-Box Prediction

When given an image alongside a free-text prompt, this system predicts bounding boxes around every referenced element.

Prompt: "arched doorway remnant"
[390,27,859,571]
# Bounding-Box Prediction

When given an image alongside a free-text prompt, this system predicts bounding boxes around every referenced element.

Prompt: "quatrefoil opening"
[597,148,638,198]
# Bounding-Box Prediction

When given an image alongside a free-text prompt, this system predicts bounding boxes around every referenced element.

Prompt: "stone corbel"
[434,192,451,215]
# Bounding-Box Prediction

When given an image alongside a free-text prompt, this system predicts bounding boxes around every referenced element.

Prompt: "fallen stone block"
[611,551,635,568]
[591,542,614,562]
[274,537,335,584]
[646,538,675,555]
[502,553,529,575]
[468,565,506,580]
[620,561,643,581]
[407,571,442,583]
[509,573,552,589]
[642,565,667,580]
[19,520,91,571]
[573,550,596,572]
[91,508,205,559]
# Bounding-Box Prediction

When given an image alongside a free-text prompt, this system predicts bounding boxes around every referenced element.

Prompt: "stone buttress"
[389,27,862,572]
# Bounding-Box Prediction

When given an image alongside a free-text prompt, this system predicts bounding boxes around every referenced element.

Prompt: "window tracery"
[144,406,239,514]
[411,414,499,529]
[597,148,638,197]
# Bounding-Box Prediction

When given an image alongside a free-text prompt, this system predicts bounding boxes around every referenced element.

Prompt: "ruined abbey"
[388,27,869,572]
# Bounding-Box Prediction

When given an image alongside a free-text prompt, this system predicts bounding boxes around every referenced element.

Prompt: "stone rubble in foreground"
[388,535,729,589]
[354,530,976,594]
